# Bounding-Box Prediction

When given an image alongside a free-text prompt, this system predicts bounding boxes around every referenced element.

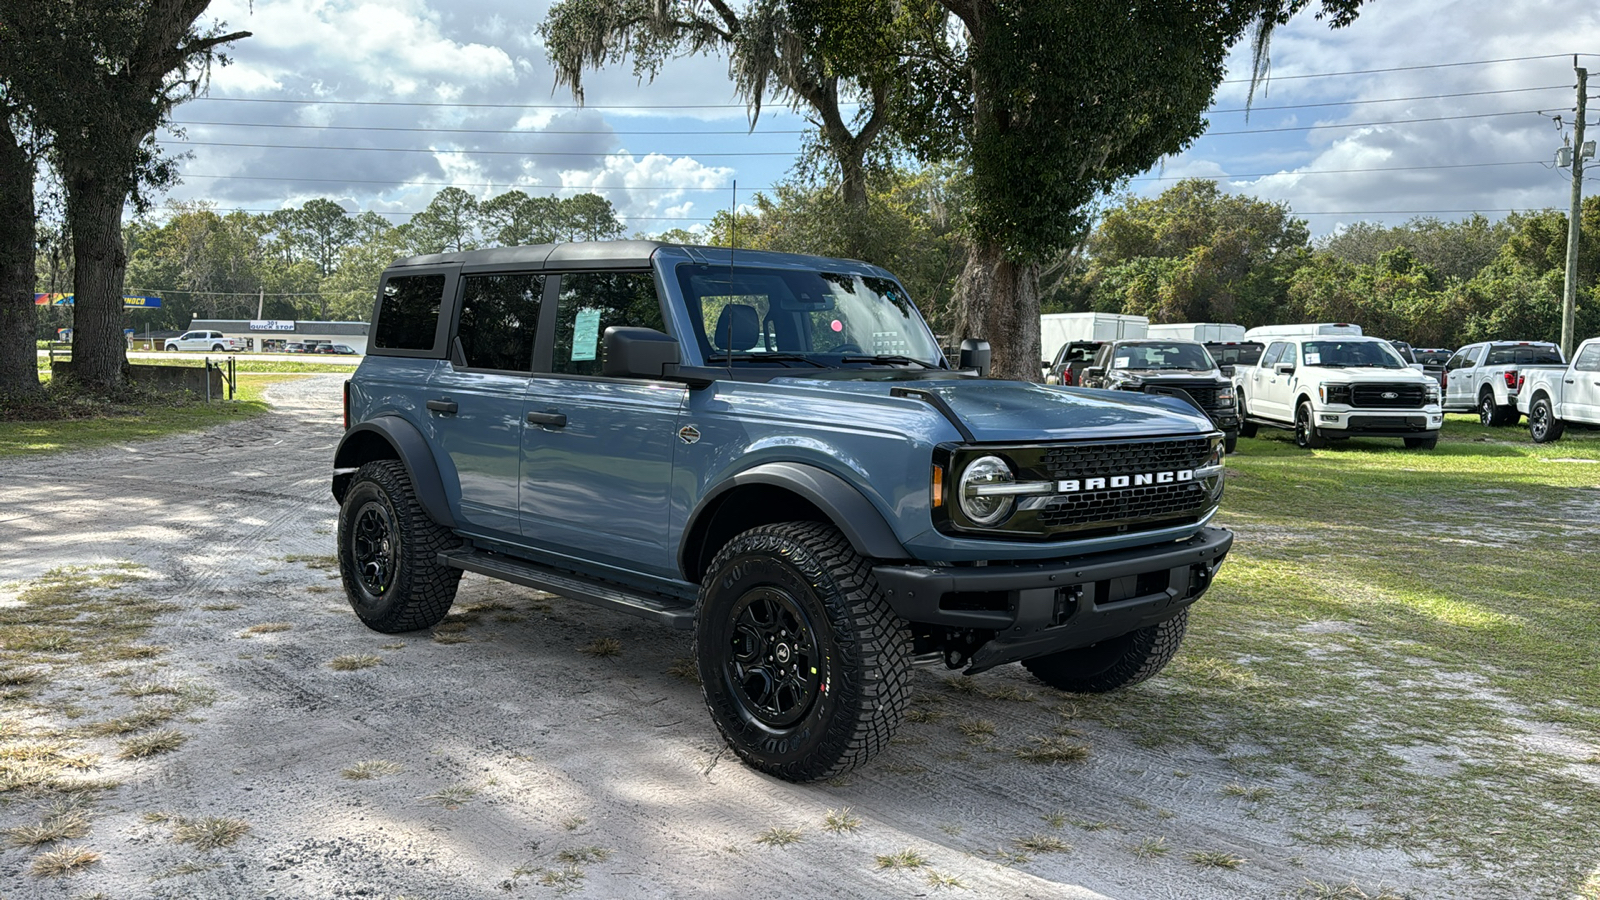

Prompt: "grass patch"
[955,719,996,740]
[580,637,623,658]
[875,848,928,869]
[29,844,100,877]
[925,871,966,890]
[562,815,587,831]
[421,785,476,809]
[1013,736,1091,763]
[5,801,90,847]
[242,622,292,636]
[0,373,303,457]
[171,816,251,851]
[754,826,803,847]
[1188,849,1247,869]
[83,705,177,736]
[341,759,402,780]
[1013,834,1072,854]
[556,846,613,864]
[117,729,187,759]
[1132,837,1170,859]
[823,807,862,833]
[666,657,699,681]
[328,654,381,671]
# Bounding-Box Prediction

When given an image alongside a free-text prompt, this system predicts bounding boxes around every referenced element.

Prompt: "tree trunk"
[0,115,44,401]
[64,170,129,391]
[953,240,1041,382]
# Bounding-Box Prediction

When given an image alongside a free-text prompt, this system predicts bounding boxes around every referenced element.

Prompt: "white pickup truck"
[1442,341,1565,426]
[1518,337,1600,442]
[164,330,244,352]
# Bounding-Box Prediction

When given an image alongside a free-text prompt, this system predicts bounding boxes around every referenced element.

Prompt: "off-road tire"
[1529,396,1565,443]
[1023,610,1189,693]
[1236,396,1258,438]
[695,521,912,782]
[1294,401,1327,449]
[337,460,460,633]
[1404,436,1438,450]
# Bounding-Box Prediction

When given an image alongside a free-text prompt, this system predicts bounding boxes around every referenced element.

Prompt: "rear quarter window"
[373,273,448,354]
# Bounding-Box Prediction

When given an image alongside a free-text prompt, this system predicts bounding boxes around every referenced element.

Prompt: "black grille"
[1038,437,1214,481]
[1352,383,1427,408]
[1037,482,1210,529]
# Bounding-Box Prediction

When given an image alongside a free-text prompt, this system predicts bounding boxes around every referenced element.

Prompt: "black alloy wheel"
[350,500,397,599]
[725,588,819,729]
[1480,392,1499,427]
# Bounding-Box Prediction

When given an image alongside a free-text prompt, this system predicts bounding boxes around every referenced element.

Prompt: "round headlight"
[958,455,1015,526]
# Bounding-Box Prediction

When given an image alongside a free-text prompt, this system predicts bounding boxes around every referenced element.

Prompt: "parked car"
[163,330,243,352]
[1517,337,1600,442]
[1442,341,1566,426]
[1043,340,1101,385]
[331,241,1232,782]
[283,342,308,353]
[1203,340,1264,372]
[325,344,359,355]
[1077,339,1240,452]
[1236,334,1443,449]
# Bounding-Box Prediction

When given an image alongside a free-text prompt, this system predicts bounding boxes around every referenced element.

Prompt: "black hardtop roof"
[385,240,890,276]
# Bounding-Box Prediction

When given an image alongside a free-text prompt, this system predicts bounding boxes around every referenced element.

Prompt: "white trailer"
[1040,313,1149,354]
[1242,322,1363,340]
[1146,323,1246,343]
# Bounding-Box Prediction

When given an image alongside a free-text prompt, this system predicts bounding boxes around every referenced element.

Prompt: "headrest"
[713,303,760,352]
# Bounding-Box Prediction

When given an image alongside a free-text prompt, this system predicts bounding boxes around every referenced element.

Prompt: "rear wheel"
[696,522,911,782]
[1294,401,1327,449]
[1529,397,1565,443]
[337,460,460,633]
[1024,611,1189,693]
[1479,391,1515,427]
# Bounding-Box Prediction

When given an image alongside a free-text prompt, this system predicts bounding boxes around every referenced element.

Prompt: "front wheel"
[1024,610,1188,693]
[696,522,911,782]
[1236,395,1258,438]
[1404,435,1438,450]
[1223,432,1238,454]
[337,460,460,633]
[166,345,179,351]
[1294,401,1327,449]
[1529,397,1565,443]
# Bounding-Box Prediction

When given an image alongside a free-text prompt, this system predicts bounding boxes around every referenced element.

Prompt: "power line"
[154,139,794,158]
[177,172,767,191]
[192,96,833,111]
[166,120,808,136]
[1128,160,1546,182]
[1220,53,1593,84]
[1208,84,1570,114]
[1293,208,1524,215]
[135,206,715,221]
[1200,108,1543,137]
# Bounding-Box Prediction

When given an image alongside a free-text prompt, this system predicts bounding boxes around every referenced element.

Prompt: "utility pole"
[256,286,265,320]
[1561,61,1587,359]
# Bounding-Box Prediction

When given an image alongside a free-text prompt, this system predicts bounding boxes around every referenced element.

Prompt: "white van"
[1147,323,1246,343]
[1242,322,1363,340]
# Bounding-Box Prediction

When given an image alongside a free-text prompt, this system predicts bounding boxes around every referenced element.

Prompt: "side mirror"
[603,327,680,378]
[1084,367,1104,380]
[1219,365,1235,378]
[959,339,991,377]
[1274,363,1296,376]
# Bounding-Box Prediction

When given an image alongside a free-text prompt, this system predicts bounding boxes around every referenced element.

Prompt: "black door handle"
[526,411,568,428]
[426,399,458,415]
[1565,379,1575,384]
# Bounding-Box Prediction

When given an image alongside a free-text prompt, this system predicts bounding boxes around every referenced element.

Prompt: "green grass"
[0,374,312,457]
[1059,416,1600,894]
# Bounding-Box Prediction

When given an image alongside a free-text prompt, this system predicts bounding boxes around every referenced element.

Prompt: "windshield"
[1302,340,1406,368]
[1110,342,1216,371]
[676,264,943,367]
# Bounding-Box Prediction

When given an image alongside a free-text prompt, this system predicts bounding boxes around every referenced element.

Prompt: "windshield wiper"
[705,352,828,368]
[838,354,936,368]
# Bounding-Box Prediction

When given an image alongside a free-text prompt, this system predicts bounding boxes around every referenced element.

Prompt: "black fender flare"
[680,461,910,579]
[331,416,456,529]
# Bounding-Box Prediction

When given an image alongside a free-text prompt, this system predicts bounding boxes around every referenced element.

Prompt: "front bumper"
[872,526,1233,674]
[1316,409,1443,436]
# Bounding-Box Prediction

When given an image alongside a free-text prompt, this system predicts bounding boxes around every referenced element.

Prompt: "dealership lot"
[1,375,1595,899]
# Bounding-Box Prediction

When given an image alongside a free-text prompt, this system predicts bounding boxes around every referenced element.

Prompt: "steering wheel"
[828,343,862,355]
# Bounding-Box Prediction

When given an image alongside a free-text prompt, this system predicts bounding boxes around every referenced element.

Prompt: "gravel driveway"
[0,376,1467,899]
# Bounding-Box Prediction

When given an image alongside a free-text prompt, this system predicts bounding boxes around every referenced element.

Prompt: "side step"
[438,549,695,630]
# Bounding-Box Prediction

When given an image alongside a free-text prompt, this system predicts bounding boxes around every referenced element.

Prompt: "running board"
[438,550,695,630]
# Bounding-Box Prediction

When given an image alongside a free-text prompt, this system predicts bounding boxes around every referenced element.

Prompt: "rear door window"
[454,273,546,372]
[1575,343,1600,372]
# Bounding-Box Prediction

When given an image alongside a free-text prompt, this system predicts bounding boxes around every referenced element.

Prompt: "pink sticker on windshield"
[830,320,843,332]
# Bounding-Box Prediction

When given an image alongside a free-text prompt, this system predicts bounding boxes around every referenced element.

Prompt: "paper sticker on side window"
[571,308,602,361]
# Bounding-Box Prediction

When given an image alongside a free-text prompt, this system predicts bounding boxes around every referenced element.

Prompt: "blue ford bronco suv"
[331,241,1232,782]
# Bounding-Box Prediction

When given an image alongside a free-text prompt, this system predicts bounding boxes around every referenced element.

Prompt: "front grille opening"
[941,591,1010,613]
[1095,571,1171,606]
[1038,483,1209,528]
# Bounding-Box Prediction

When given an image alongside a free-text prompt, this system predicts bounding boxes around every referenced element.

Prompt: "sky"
[150,0,1600,240]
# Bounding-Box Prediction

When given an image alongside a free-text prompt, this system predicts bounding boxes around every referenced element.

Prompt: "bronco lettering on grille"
[1057,470,1194,493]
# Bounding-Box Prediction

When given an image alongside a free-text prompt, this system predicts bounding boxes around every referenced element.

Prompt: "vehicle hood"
[1112,369,1224,381]
[769,374,1215,443]
[1312,367,1434,382]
